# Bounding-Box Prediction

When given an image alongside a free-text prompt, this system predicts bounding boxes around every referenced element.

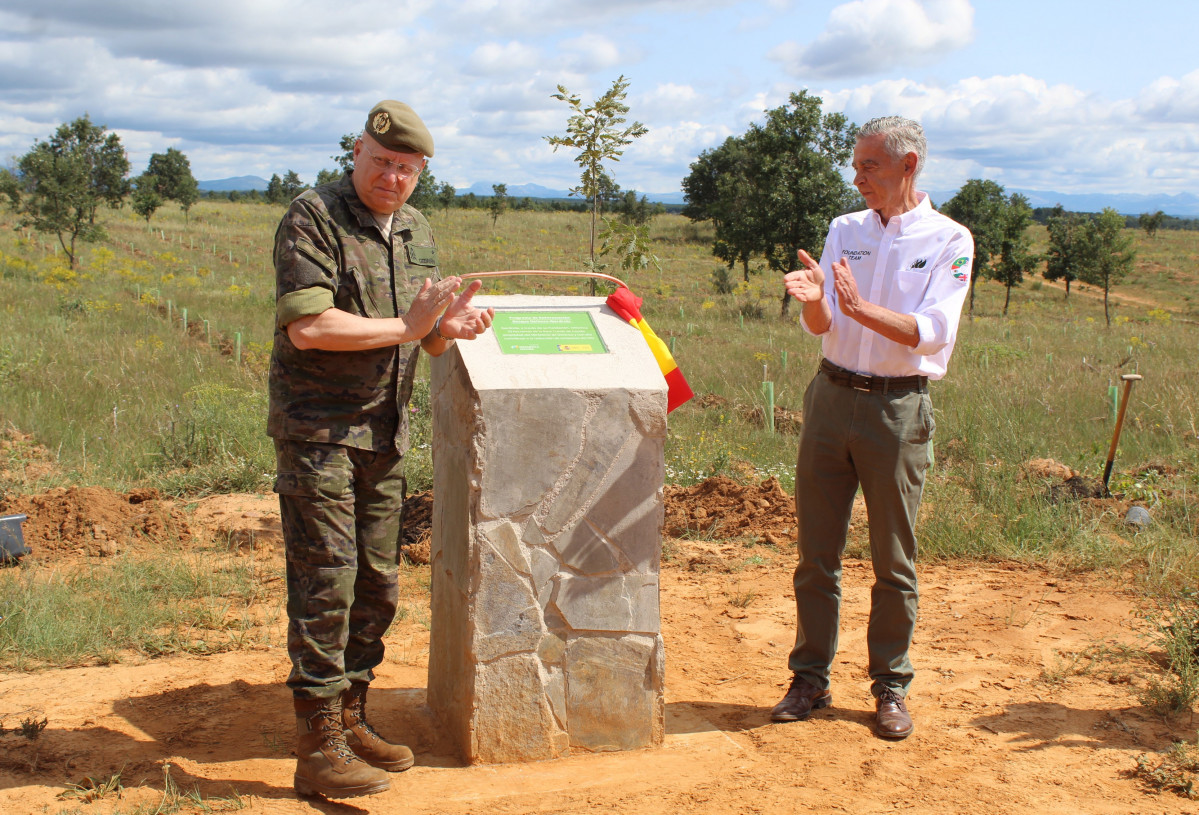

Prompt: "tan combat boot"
[293,695,390,798]
[342,683,415,772]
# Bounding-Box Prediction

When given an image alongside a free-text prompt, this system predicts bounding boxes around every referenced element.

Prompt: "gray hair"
[858,116,926,181]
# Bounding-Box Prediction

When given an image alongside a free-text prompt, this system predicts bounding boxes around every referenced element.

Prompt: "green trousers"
[275,439,406,701]
[787,372,934,698]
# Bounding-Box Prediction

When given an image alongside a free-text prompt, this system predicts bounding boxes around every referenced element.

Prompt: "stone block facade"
[428,296,667,764]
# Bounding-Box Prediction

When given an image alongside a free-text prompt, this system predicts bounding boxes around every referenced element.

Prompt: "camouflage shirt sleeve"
[273,191,339,329]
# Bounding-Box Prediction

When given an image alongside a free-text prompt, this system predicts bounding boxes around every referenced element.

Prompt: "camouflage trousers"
[274,439,406,701]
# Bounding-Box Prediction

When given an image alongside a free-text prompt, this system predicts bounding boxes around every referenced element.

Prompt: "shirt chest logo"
[909,258,927,269]
[842,249,872,259]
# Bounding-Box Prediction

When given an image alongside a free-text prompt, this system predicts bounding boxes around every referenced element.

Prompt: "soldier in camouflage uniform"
[268,100,493,799]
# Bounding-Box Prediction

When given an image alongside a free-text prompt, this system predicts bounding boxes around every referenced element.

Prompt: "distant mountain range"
[926,188,1199,219]
[198,175,269,192]
[198,176,1199,217]
[455,181,687,205]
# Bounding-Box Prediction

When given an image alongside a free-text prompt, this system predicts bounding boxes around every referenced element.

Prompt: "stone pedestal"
[428,295,667,764]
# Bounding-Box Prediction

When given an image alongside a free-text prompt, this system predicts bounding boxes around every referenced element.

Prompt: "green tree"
[130,173,163,224]
[1139,210,1165,238]
[437,181,457,216]
[265,173,284,204]
[1080,207,1136,326]
[145,147,199,222]
[599,219,661,276]
[683,136,762,282]
[1043,204,1086,298]
[545,75,648,292]
[266,171,305,205]
[744,91,857,316]
[595,170,623,213]
[336,133,356,172]
[993,193,1035,316]
[942,179,1008,316]
[280,170,306,200]
[3,114,130,268]
[408,168,439,211]
[488,183,508,229]
[615,190,661,226]
[314,167,341,186]
[0,166,20,208]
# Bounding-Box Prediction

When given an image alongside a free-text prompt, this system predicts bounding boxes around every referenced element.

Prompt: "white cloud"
[1,1,1195,198]
[771,0,974,79]
[556,34,624,74]
[442,0,740,36]
[466,41,543,77]
[821,73,1199,195]
[1136,69,1199,123]
[635,83,704,120]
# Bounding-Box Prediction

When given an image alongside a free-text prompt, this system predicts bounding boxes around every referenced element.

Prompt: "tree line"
[938,182,1134,324]
[0,107,1156,322]
[0,112,667,271]
[1,115,200,268]
[679,94,1142,325]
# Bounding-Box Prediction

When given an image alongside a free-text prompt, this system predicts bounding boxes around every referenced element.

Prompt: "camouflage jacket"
[267,173,439,453]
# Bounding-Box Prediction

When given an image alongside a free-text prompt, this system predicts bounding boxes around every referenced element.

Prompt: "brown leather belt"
[819,359,927,394]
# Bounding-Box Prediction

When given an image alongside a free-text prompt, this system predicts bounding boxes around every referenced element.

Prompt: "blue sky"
[0,0,1196,199]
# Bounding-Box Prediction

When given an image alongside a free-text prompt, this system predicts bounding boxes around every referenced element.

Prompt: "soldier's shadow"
[0,680,456,806]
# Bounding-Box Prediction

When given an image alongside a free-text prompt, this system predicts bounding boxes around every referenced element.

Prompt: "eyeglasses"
[360,143,424,180]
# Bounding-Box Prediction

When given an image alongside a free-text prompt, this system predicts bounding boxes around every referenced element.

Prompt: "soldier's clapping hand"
[438,279,495,340]
[408,276,465,339]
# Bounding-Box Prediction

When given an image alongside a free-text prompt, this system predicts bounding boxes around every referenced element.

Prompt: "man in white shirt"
[772,116,973,739]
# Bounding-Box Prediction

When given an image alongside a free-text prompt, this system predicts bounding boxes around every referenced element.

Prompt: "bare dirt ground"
[0,478,1194,814]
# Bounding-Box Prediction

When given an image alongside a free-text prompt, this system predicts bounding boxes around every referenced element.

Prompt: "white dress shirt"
[802,192,973,380]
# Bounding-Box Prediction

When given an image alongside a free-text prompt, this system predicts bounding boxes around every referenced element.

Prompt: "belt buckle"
[850,374,873,392]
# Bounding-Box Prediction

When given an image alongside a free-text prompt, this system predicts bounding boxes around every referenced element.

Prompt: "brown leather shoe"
[342,684,415,772]
[874,688,913,739]
[770,675,832,722]
[293,696,390,799]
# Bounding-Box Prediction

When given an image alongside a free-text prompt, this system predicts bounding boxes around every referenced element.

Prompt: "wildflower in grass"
[40,263,79,291]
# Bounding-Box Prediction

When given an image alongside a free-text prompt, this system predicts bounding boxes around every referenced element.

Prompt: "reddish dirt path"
[0,488,1192,814]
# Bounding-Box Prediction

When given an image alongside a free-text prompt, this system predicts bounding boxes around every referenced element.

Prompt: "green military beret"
[364,100,434,158]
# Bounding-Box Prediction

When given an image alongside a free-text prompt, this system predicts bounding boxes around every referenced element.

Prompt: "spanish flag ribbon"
[606,286,693,413]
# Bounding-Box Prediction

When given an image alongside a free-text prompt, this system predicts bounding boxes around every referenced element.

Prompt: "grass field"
[1,200,1197,591]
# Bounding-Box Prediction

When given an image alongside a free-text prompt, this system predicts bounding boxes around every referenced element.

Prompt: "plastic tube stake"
[761,381,775,434]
